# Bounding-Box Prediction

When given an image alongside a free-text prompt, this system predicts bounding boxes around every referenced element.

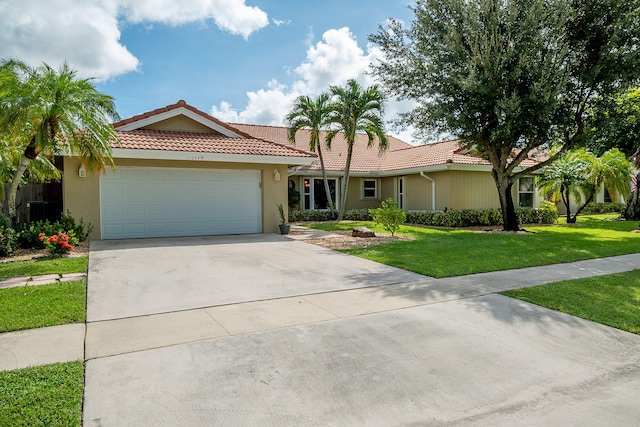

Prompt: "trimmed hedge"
[290,207,558,227]
[580,202,625,214]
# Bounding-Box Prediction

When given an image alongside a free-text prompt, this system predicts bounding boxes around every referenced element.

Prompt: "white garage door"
[100,167,262,239]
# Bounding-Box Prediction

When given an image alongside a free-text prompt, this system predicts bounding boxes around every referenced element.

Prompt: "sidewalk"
[1,253,638,371]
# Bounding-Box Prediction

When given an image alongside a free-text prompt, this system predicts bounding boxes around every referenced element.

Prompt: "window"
[303,178,338,210]
[397,177,405,209]
[518,177,534,208]
[363,179,377,199]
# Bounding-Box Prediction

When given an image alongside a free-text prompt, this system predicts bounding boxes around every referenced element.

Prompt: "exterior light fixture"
[273,168,281,182]
[78,164,86,178]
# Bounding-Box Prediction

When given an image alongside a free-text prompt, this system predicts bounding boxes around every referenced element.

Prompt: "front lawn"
[0,362,84,427]
[503,270,640,334]
[0,256,88,281]
[306,215,640,278]
[0,280,86,333]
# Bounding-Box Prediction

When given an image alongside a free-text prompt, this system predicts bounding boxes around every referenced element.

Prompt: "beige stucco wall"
[344,177,382,210]
[141,116,220,134]
[447,170,500,210]
[63,156,287,240]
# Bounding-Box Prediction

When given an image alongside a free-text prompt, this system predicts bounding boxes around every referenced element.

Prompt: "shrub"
[289,209,334,222]
[343,209,372,221]
[0,214,17,257]
[369,199,406,236]
[16,211,93,249]
[55,211,93,242]
[581,202,625,214]
[16,220,55,249]
[39,232,78,256]
[405,207,557,227]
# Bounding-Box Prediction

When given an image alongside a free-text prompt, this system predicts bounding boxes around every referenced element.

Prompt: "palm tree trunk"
[316,144,336,218]
[7,156,32,221]
[337,142,354,222]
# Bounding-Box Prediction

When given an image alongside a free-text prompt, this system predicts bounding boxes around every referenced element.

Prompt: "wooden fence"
[2,182,63,223]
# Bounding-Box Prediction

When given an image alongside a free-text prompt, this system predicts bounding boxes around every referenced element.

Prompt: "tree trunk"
[561,186,573,223]
[624,181,640,220]
[337,142,354,222]
[493,169,519,231]
[7,157,33,221]
[316,144,336,219]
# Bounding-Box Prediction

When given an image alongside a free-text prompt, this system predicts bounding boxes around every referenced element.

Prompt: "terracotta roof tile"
[233,124,543,172]
[114,129,314,158]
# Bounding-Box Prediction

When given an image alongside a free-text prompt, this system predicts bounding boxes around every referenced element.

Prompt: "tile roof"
[110,101,543,169]
[114,129,315,158]
[232,123,543,173]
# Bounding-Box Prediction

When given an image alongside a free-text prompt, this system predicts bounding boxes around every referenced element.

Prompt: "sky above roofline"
[0,0,435,144]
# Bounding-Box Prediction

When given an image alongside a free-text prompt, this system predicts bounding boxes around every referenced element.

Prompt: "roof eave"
[110,148,316,166]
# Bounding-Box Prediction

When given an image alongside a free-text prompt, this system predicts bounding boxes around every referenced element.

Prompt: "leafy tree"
[0,59,120,220]
[587,87,640,167]
[326,79,388,221]
[371,0,640,231]
[285,93,336,217]
[538,149,632,223]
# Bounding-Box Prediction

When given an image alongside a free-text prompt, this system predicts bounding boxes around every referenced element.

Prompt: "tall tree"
[0,59,120,220]
[285,93,336,217]
[325,79,388,221]
[587,87,640,166]
[371,0,640,230]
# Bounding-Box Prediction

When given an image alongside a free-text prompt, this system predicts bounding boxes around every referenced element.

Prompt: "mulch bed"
[0,241,90,263]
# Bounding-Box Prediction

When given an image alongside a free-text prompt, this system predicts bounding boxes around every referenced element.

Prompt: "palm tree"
[326,79,388,221]
[0,59,120,220]
[537,153,589,223]
[576,148,633,215]
[538,148,633,223]
[285,93,336,217]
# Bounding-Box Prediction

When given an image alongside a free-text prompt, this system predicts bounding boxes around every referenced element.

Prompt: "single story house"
[232,123,547,213]
[62,100,315,240]
[61,100,622,240]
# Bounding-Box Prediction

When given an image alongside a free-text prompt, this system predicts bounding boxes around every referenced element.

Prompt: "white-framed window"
[518,177,534,208]
[397,177,405,209]
[303,178,338,210]
[363,179,377,199]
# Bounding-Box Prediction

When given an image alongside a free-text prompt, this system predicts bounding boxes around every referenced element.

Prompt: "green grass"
[306,215,640,278]
[0,280,86,333]
[0,361,84,427]
[0,256,88,281]
[503,270,640,334]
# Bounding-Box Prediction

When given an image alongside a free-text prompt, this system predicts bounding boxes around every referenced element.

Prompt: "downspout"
[420,171,436,211]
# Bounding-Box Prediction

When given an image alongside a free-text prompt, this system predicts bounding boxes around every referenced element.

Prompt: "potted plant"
[278,204,290,235]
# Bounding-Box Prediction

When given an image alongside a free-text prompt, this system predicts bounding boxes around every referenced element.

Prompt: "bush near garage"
[16,212,93,250]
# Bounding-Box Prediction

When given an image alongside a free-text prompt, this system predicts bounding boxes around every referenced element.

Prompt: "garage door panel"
[101,167,261,239]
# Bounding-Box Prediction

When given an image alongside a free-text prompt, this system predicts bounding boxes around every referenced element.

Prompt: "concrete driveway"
[87,234,425,322]
[83,235,640,426]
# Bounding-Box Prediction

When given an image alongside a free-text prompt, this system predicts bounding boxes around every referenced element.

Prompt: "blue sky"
[0,0,417,141]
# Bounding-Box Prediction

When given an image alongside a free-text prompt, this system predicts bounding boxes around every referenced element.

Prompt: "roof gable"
[110,101,315,164]
[113,100,251,138]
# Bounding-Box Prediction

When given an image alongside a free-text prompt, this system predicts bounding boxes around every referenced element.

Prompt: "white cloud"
[0,0,268,80]
[210,26,419,143]
[272,18,291,27]
[0,0,139,80]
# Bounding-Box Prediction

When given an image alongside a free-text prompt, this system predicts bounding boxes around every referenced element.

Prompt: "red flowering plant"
[38,232,78,256]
